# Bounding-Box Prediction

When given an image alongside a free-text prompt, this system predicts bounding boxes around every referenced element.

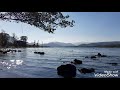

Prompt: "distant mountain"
[78,41,120,47]
[43,42,75,47]
[73,42,90,46]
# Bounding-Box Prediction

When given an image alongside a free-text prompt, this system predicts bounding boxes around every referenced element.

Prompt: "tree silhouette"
[20,36,28,42]
[0,12,75,33]
[12,33,18,40]
[0,30,9,47]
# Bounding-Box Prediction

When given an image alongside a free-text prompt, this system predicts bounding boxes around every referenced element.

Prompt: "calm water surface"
[0,47,120,78]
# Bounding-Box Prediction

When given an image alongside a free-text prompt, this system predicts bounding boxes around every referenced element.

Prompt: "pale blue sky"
[0,12,120,44]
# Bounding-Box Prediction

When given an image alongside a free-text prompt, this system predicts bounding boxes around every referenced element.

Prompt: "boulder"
[85,56,89,58]
[108,63,118,66]
[72,59,82,64]
[34,52,38,54]
[101,55,107,57]
[38,52,45,55]
[10,50,17,52]
[91,56,96,59]
[34,52,45,55]
[0,49,11,54]
[78,68,95,74]
[97,53,102,57]
[2,51,7,54]
[57,64,76,78]
[97,53,107,57]
[18,50,22,52]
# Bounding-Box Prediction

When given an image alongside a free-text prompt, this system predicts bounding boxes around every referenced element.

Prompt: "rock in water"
[34,52,45,55]
[97,53,102,57]
[38,52,45,55]
[57,64,76,78]
[91,56,96,59]
[97,53,107,57]
[101,55,107,57]
[18,50,22,52]
[108,63,118,66]
[78,68,95,74]
[72,59,82,64]
[85,56,89,58]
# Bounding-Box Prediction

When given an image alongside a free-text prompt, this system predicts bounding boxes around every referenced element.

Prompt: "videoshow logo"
[94,70,118,78]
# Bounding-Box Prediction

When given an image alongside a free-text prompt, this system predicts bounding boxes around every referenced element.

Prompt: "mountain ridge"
[78,41,120,47]
[43,42,75,47]
[39,41,120,47]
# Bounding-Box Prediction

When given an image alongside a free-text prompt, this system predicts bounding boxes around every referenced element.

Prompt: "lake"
[0,47,120,78]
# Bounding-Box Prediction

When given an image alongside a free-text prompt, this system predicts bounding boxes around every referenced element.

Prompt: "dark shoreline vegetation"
[0,30,44,49]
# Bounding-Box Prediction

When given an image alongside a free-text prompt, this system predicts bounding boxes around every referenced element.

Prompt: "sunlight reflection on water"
[10,60,23,65]
[0,60,23,69]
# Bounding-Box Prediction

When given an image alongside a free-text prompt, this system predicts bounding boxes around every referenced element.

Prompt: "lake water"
[0,47,120,78]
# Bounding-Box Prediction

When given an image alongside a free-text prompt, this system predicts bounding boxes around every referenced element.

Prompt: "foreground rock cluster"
[57,58,96,78]
[57,53,117,78]
[57,64,76,78]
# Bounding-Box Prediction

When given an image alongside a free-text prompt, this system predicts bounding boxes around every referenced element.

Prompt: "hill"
[78,41,120,47]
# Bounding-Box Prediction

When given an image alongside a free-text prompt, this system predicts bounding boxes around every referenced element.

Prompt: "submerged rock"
[2,51,7,54]
[101,55,107,57]
[97,53,102,57]
[108,63,118,66]
[0,49,11,54]
[71,59,82,64]
[38,52,45,55]
[57,64,76,78]
[91,56,96,59]
[34,52,38,54]
[10,50,17,52]
[18,50,22,52]
[85,56,89,58]
[85,53,107,59]
[78,68,95,74]
[34,52,45,55]
[97,53,107,57]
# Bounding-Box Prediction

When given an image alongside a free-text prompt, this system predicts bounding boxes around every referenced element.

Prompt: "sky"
[0,12,120,44]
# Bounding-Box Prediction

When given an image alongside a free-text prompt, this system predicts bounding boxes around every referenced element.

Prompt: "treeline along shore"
[0,30,43,48]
